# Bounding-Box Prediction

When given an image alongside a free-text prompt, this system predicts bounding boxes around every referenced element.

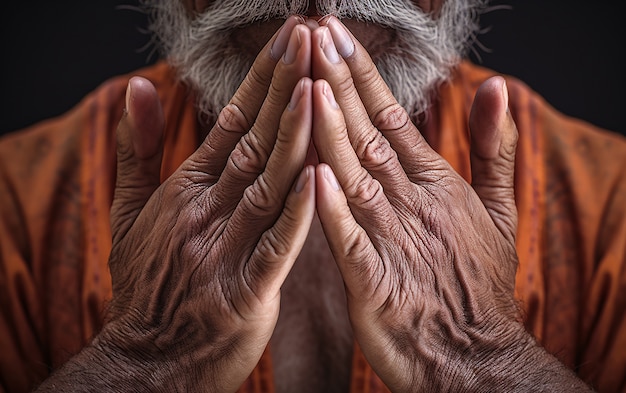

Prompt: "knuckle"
[341,232,380,283]
[161,176,191,203]
[502,121,519,158]
[217,103,251,134]
[267,74,289,104]
[419,198,444,237]
[241,175,281,217]
[356,59,381,89]
[372,103,411,133]
[357,130,397,170]
[115,121,134,164]
[232,64,272,119]
[115,139,132,164]
[244,64,272,94]
[229,132,270,176]
[351,174,385,209]
[255,229,290,264]
[344,230,371,260]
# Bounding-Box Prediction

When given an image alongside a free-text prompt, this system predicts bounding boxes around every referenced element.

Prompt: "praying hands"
[34,16,591,392]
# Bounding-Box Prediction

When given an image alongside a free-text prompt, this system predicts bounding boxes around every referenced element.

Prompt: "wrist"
[446,322,591,392]
[89,319,192,392]
[34,333,169,393]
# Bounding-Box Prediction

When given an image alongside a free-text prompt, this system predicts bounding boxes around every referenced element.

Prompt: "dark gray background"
[1,1,624,136]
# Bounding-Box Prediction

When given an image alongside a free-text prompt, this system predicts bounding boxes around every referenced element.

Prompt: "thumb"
[469,76,519,243]
[110,76,164,243]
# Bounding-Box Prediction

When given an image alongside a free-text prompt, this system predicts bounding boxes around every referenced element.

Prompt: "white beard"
[141,0,487,121]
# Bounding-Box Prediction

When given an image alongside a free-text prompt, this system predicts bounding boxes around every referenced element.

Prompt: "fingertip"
[323,164,341,191]
[315,164,342,201]
[283,78,313,139]
[270,15,306,60]
[471,76,508,117]
[124,76,164,159]
[469,76,508,159]
[295,165,314,193]
[316,163,341,191]
[125,76,157,113]
[313,79,339,110]
[126,76,160,112]
[311,80,351,168]
[315,164,341,225]
[323,16,355,58]
[501,77,510,112]
[125,79,133,115]
[288,77,313,111]
[322,80,340,109]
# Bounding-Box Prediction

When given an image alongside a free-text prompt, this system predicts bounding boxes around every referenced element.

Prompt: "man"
[0,1,624,392]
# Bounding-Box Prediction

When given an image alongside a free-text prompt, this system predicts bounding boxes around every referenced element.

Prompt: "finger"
[318,16,442,177]
[209,24,312,205]
[311,78,369,215]
[221,78,314,296]
[469,76,519,242]
[315,163,383,304]
[311,25,373,152]
[231,15,306,125]
[312,80,400,259]
[310,29,410,196]
[320,15,396,121]
[183,15,305,183]
[110,76,164,244]
[245,165,316,302]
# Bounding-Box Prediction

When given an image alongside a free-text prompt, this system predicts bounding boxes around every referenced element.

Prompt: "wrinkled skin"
[37,16,316,392]
[35,16,591,393]
[312,18,521,391]
[107,18,314,391]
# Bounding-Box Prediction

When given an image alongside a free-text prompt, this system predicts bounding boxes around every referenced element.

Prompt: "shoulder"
[0,61,185,231]
[0,61,181,175]
[453,60,626,172]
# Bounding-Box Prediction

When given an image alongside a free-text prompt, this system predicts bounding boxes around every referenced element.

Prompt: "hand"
[312,17,590,392]
[36,17,316,392]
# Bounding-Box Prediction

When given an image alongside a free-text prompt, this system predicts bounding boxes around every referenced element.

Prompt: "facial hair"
[141,0,487,122]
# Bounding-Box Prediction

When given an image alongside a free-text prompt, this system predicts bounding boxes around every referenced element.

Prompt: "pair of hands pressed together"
[37,16,591,392]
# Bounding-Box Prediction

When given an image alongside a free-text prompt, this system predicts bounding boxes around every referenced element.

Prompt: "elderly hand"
[36,17,316,392]
[311,17,591,392]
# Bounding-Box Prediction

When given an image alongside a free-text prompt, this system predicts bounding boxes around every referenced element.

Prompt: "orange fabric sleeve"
[542,118,626,392]
[0,154,48,391]
[0,99,114,391]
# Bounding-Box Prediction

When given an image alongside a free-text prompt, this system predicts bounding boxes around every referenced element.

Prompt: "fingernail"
[326,17,354,58]
[320,27,341,64]
[125,79,132,115]
[324,165,341,191]
[295,166,310,193]
[318,14,332,26]
[306,18,320,31]
[283,25,302,65]
[288,79,305,110]
[271,16,304,60]
[322,81,339,109]
[501,78,510,113]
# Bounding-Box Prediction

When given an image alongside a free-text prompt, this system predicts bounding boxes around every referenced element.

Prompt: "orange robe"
[0,60,624,392]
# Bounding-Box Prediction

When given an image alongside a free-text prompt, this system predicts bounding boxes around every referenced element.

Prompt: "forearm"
[33,338,172,393]
[460,329,593,393]
[33,315,259,393]
[372,320,593,392]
